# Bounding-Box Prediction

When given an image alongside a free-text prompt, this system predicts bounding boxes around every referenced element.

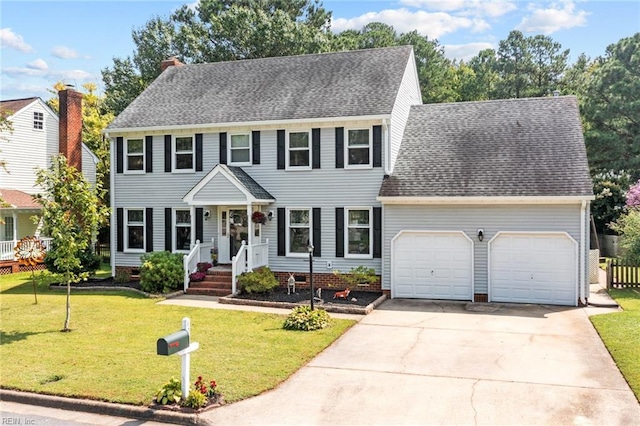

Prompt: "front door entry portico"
[228,209,248,259]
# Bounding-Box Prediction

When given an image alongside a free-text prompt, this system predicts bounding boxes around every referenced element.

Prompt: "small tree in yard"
[34,155,109,332]
[610,208,640,265]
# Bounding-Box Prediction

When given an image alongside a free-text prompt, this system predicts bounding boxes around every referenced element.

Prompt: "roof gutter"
[103,114,393,135]
[377,195,595,205]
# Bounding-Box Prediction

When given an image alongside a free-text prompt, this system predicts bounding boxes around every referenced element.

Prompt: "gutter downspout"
[580,200,587,306]
[382,118,391,175]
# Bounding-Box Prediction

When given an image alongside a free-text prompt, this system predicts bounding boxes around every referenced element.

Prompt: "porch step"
[186,287,233,297]
[186,269,233,297]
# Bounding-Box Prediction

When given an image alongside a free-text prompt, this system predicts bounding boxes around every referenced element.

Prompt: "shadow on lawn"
[0,329,59,345]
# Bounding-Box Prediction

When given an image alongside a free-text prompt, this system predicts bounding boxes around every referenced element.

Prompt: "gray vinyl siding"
[193,174,245,202]
[383,204,583,294]
[389,51,422,173]
[81,145,98,186]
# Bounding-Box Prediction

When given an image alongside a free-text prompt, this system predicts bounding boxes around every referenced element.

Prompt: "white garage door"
[489,233,577,306]
[392,231,473,300]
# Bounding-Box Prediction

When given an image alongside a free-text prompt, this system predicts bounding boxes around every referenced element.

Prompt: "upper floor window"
[229,133,251,166]
[287,131,310,170]
[174,136,194,171]
[287,208,311,255]
[346,128,371,168]
[33,112,43,130]
[126,209,145,251]
[174,209,191,251]
[126,138,144,172]
[345,207,372,258]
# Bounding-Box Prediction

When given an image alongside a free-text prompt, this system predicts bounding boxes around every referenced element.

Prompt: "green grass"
[0,272,356,405]
[590,288,640,401]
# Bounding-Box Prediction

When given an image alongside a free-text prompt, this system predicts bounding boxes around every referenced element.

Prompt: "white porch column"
[246,203,252,271]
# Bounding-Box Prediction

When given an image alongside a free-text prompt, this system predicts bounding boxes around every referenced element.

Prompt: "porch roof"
[183,164,275,205]
[0,189,40,209]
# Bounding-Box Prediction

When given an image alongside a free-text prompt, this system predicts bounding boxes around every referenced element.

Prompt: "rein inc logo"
[2,418,35,425]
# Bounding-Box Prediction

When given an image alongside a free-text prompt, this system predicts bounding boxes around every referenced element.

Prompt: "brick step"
[186,287,232,297]
[202,275,232,285]
[189,281,232,290]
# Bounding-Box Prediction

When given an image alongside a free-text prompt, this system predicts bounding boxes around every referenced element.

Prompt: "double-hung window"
[174,136,194,171]
[126,138,144,172]
[345,207,372,258]
[346,128,371,168]
[126,209,145,251]
[287,131,310,169]
[33,112,43,130]
[229,133,251,165]
[174,209,191,251]
[287,208,311,255]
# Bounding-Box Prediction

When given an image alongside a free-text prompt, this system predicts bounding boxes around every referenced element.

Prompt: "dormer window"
[33,112,43,130]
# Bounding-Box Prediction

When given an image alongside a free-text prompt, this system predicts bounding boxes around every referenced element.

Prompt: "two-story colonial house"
[0,90,98,271]
[106,46,593,306]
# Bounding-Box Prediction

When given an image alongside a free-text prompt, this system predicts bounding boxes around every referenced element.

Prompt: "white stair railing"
[231,240,248,295]
[183,240,201,292]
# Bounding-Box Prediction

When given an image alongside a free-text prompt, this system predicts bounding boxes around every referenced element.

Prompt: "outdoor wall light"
[477,229,484,242]
[268,210,274,221]
[203,210,211,220]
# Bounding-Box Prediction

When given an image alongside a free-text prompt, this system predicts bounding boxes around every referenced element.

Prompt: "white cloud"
[26,58,48,71]
[54,69,92,80]
[51,45,79,59]
[444,42,494,61]
[400,0,517,17]
[2,66,45,77]
[331,8,479,39]
[2,66,93,82]
[0,28,33,52]
[516,1,589,34]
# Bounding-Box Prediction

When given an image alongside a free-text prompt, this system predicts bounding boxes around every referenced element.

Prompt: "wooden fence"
[95,242,110,260]
[606,259,640,288]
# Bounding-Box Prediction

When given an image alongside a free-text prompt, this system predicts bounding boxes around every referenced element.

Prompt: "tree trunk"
[63,280,71,331]
[31,268,38,305]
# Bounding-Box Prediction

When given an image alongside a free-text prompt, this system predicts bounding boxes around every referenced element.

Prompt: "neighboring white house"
[106,46,594,306]
[0,91,98,267]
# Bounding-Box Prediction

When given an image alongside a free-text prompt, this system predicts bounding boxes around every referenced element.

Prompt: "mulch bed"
[233,287,382,308]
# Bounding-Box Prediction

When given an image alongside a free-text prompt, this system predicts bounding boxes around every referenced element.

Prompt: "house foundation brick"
[273,271,382,293]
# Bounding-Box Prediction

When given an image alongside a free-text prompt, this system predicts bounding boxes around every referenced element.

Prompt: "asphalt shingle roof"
[226,166,275,201]
[379,96,593,198]
[108,46,413,130]
[0,98,38,115]
[0,189,40,209]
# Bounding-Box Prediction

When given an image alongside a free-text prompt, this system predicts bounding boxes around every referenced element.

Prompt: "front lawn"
[590,288,640,401]
[0,272,356,405]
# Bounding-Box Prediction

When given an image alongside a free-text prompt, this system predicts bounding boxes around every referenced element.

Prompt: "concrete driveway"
[203,299,640,425]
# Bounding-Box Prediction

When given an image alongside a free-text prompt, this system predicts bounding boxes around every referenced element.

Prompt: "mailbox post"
[157,317,199,400]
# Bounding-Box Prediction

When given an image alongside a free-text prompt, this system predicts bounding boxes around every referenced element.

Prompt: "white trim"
[110,140,116,277]
[285,129,312,171]
[32,111,44,131]
[344,127,373,170]
[172,134,195,173]
[228,132,252,167]
[173,208,192,253]
[183,164,275,205]
[344,207,373,259]
[378,196,595,205]
[286,207,312,257]
[104,114,392,135]
[123,137,145,174]
[487,231,578,306]
[6,98,57,122]
[124,207,146,253]
[580,201,587,305]
[390,230,474,301]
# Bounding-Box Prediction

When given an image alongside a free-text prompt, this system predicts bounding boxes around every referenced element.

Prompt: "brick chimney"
[58,88,83,172]
[161,56,184,72]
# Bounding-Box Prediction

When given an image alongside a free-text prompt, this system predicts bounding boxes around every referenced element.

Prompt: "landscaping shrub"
[44,247,102,276]
[155,377,182,405]
[333,265,378,289]
[182,390,207,409]
[283,305,330,331]
[139,251,184,293]
[237,267,278,294]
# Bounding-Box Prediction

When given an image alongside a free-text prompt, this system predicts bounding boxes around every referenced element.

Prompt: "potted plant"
[210,247,218,266]
[251,211,267,225]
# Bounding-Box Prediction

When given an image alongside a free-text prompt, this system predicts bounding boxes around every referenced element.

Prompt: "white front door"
[219,208,248,263]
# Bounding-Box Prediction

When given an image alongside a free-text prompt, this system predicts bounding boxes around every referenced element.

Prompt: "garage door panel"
[490,233,576,306]
[393,232,472,301]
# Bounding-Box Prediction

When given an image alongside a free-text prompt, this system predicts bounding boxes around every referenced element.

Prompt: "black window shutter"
[219,133,227,165]
[164,135,172,172]
[277,130,285,170]
[373,207,382,258]
[373,125,382,168]
[252,131,260,165]
[277,207,285,256]
[312,128,321,169]
[145,136,153,173]
[313,208,321,257]
[335,127,344,169]
[116,137,123,174]
[196,207,203,243]
[165,208,172,251]
[116,208,123,252]
[195,134,203,172]
[145,208,153,252]
[335,207,344,257]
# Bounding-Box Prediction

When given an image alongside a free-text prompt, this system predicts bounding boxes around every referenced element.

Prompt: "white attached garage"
[391,231,473,300]
[489,232,578,306]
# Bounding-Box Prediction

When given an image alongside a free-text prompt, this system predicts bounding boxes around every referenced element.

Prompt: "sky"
[1,0,638,101]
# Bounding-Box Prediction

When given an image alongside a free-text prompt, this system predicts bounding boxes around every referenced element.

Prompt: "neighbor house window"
[174,209,191,251]
[229,133,251,165]
[345,207,372,258]
[287,131,310,169]
[287,208,311,255]
[33,112,43,130]
[3,216,14,241]
[174,136,194,171]
[125,209,145,251]
[126,138,144,172]
[346,128,371,167]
